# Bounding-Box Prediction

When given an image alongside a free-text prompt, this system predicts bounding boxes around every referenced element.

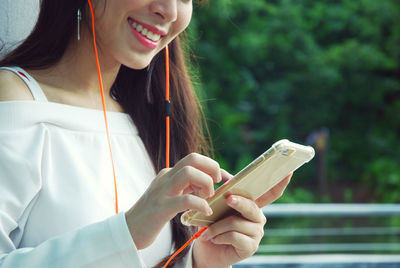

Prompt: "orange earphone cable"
[162,46,208,268]
[165,46,170,169]
[87,0,119,214]
[162,227,207,268]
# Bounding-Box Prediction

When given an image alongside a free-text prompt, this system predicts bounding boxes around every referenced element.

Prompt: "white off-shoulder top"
[0,66,192,267]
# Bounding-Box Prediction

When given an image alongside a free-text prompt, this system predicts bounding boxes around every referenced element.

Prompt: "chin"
[125,47,166,70]
[125,64,148,70]
[123,57,153,70]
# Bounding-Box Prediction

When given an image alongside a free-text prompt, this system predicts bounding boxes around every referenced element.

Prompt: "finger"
[170,194,213,217]
[157,168,172,177]
[256,173,292,207]
[220,168,234,182]
[201,215,264,242]
[210,232,259,259]
[169,166,215,197]
[226,195,265,223]
[182,185,202,195]
[173,153,222,183]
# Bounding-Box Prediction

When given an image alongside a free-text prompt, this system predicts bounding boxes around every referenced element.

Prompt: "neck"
[31,25,121,99]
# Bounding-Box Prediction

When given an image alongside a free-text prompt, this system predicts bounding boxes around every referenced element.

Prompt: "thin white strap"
[0,66,48,102]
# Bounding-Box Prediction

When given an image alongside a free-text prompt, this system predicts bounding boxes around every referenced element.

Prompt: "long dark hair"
[0,1,211,266]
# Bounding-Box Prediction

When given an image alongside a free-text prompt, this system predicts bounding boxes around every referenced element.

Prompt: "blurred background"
[187,0,400,265]
[188,0,400,204]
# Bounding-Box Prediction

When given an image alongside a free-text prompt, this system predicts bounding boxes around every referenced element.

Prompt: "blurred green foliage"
[187,0,400,203]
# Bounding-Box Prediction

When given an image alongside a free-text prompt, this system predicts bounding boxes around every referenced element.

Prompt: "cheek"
[175,4,193,34]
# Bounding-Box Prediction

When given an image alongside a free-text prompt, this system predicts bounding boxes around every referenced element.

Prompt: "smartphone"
[180,139,315,227]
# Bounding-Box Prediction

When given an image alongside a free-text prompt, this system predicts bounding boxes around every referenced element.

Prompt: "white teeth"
[129,19,162,42]
[147,32,154,40]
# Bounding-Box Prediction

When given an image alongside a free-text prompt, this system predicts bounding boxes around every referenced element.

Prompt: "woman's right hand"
[125,153,223,250]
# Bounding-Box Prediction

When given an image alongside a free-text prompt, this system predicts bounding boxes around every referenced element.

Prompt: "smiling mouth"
[128,18,162,42]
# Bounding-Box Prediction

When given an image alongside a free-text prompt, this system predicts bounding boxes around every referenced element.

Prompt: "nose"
[150,0,178,22]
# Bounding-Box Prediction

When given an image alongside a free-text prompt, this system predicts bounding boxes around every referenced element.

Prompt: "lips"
[128,17,166,49]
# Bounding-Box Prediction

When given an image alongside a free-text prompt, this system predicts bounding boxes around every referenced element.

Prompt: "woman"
[0,0,291,267]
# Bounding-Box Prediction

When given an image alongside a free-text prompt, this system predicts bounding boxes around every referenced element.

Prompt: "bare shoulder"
[0,69,34,101]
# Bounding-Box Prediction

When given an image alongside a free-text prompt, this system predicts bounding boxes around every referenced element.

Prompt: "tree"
[188,0,400,202]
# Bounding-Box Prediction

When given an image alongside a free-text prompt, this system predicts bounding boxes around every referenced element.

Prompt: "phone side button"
[253,155,265,166]
[235,155,265,181]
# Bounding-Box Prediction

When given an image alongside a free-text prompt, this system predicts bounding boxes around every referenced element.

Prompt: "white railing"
[236,254,400,267]
[234,203,400,267]
[263,203,400,216]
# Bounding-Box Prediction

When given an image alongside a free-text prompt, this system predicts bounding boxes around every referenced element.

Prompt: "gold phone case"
[181,139,315,226]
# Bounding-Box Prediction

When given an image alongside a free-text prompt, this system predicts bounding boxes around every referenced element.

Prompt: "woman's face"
[90,0,193,69]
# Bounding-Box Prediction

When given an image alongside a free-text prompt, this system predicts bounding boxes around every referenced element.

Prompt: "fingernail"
[206,207,213,216]
[209,189,215,197]
[229,196,238,205]
[201,230,209,240]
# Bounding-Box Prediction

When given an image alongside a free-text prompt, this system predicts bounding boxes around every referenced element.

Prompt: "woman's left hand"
[192,173,292,268]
